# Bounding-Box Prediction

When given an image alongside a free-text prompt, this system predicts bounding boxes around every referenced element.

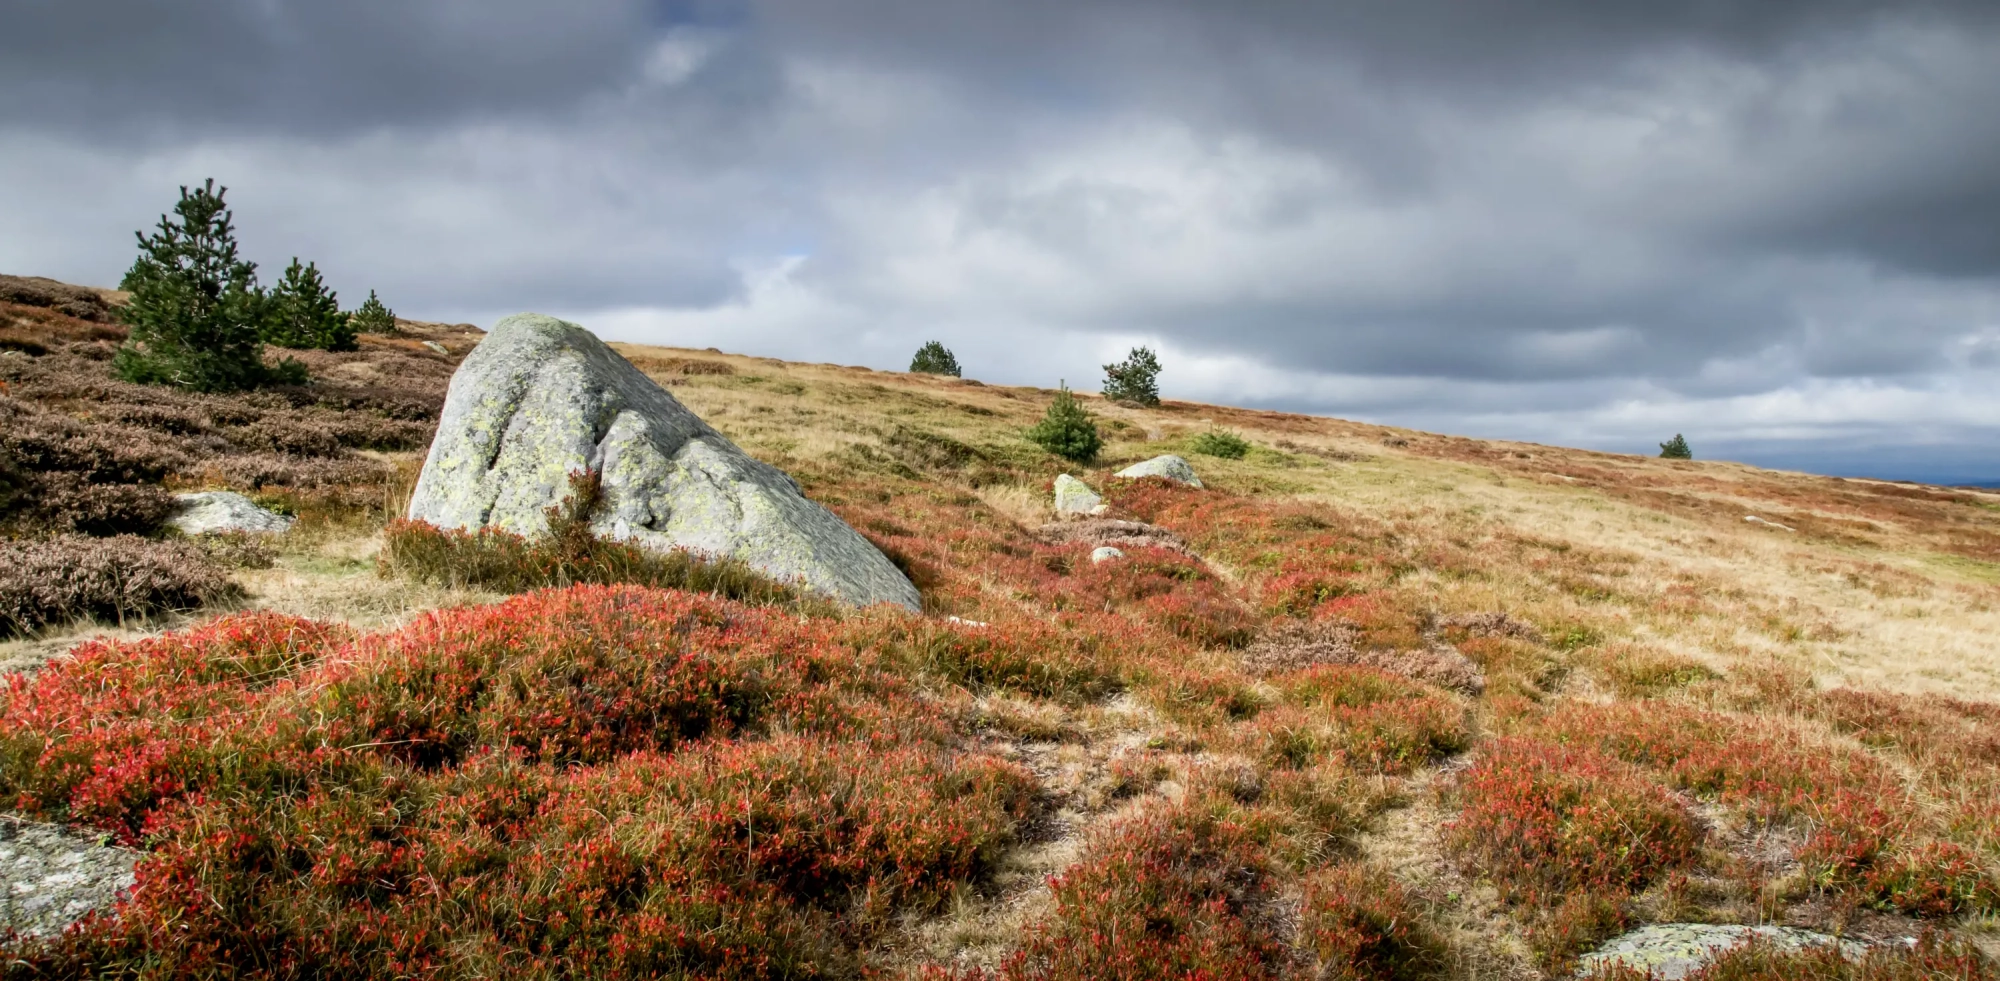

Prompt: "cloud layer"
[3,0,1997,480]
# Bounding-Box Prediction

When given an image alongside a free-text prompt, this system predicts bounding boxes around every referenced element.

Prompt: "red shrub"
[1244,666,1469,774]
[1445,737,1701,902]
[2,586,1038,978]
[0,611,347,839]
[1299,864,1441,980]
[1529,702,1996,915]
[974,801,1287,981]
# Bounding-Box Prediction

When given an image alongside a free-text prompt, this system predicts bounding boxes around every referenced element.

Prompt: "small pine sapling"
[1188,428,1251,459]
[1027,381,1103,462]
[265,258,355,351]
[115,180,285,391]
[909,340,961,376]
[348,289,396,336]
[1658,434,1692,460]
[1102,345,1162,407]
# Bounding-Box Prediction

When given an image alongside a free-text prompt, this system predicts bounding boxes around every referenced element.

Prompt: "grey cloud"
[4,0,2000,479]
[0,0,669,137]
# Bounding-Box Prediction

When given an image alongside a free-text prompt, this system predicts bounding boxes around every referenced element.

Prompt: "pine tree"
[265,258,354,351]
[1659,434,1692,459]
[115,180,285,391]
[1026,382,1102,462]
[349,289,396,336]
[909,340,961,376]
[1102,346,1162,407]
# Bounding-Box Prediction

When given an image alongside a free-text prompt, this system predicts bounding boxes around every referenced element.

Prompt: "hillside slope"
[3,289,1999,977]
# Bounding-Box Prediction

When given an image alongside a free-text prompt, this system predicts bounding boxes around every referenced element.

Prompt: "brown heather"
[0,534,238,637]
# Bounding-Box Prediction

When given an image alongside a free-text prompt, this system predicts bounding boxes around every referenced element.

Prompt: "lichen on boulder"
[0,819,138,939]
[1114,454,1202,487]
[167,491,293,535]
[406,313,920,611]
[1053,474,1103,515]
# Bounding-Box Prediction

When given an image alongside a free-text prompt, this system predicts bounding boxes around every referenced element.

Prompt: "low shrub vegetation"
[0,534,240,637]
[0,586,1035,976]
[1188,427,1252,459]
[379,471,814,611]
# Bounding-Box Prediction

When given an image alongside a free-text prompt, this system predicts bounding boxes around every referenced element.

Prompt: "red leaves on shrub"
[1446,737,1701,902]
[1244,665,1470,774]
[960,801,1287,981]
[0,585,1038,977]
[1299,864,1442,981]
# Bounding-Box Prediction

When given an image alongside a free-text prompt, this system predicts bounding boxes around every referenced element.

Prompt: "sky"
[3,1,1998,484]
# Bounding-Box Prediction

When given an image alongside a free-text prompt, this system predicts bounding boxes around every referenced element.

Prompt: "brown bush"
[0,396,187,484]
[197,453,394,490]
[1034,518,1190,552]
[18,474,178,536]
[0,310,452,528]
[0,534,239,636]
[230,415,344,457]
[1242,619,1486,695]
[0,276,118,323]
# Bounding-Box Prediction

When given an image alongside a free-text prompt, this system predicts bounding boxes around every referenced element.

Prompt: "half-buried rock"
[407,313,921,611]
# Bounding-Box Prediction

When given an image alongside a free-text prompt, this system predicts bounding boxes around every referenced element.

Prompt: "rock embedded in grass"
[407,313,920,610]
[167,490,294,535]
[1053,473,1104,515]
[0,818,138,939]
[1577,924,1869,979]
[1091,545,1124,564]
[1114,454,1203,488]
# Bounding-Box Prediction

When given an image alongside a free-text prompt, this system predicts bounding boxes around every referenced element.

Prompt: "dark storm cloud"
[0,0,683,136]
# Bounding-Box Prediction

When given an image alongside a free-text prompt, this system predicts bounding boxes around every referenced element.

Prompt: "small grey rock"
[1577,924,1866,980]
[1090,546,1125,564]
[1114,454,1203,488]
[1054,474,1103,515]
[168,491,294,535]
[0,819,138,939]
[422,340,451,356]
[408,313,919,611]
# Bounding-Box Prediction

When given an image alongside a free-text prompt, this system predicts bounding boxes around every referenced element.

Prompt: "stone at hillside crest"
[407,313,921,611]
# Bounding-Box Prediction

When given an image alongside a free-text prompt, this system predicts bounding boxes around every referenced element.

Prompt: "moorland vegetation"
[0,266,1998,978]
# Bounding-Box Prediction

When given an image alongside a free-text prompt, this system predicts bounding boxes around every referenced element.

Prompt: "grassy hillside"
[3,289,2000,978]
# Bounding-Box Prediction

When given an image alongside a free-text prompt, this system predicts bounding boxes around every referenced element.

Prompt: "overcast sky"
[4,1,1998,482]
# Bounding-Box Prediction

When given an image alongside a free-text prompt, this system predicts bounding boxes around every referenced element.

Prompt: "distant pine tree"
[349,289,396,336]
[1659,434,1692,459]
[115,180,289,391]
[265,258,354,351]
[1027,382,1102,462]
[1102,346,1162,407]
[909,340,961,376]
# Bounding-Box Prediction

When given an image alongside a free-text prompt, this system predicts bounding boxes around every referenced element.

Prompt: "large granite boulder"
[407,314,920,611]
[1114,454,1202,488]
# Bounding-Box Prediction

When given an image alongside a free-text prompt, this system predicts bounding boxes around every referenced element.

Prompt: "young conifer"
[265,258,355,351]
[349,289,396,335]
[115,180,282,391]
[1659,434,1692,459]
[1027,381,1103,462]
[1102,345,1162,407]
[909,340,961,376]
